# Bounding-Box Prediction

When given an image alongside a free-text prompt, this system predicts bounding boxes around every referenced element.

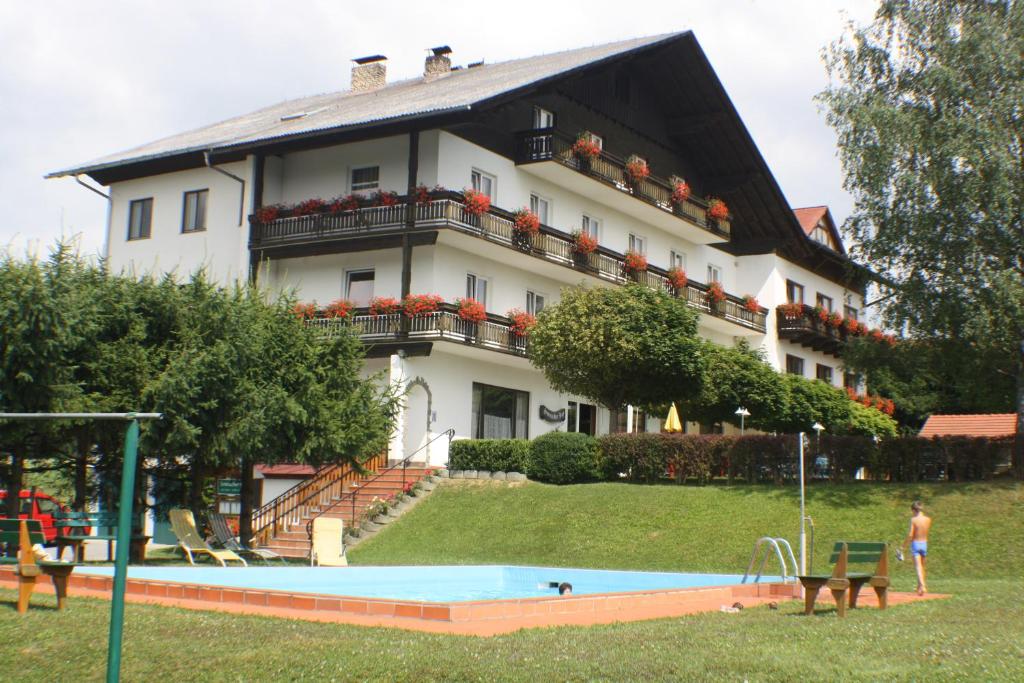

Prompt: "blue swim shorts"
[911,540,928,557]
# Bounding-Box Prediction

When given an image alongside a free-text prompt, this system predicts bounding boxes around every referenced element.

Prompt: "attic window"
[810,221,836,249]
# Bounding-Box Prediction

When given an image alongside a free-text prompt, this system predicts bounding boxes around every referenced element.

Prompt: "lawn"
[2,480,1022,682]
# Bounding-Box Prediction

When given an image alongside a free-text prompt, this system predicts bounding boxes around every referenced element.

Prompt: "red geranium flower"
[707,198,729,221]
[324,298,354,319]
[670,177,691,205]
[624,250,648,273]
[826,312,843,328]
[512,208,541,236]
[462,188,491,216]
[506,308,537,337]
[666,267,688,290]
[571,230,598,255]
[779,302,804,319]
[255,205,281,223]
[402,293,443,318]
[373,191,399,207]
[708,281,726,304]
[414,185,433,205]
[292,302,316,320]
[456,298,487,323]
[295,198,326,216]
[742,295,760,313]
[572,132,602,159]
[369,296,400,317]
[625,155,650,183]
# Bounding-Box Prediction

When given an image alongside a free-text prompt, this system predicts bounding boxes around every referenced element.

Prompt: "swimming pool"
[77,565,781,603]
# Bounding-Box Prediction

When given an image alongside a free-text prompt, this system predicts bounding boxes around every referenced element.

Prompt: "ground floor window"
[609,407,646,434]
[567,401,596,436]
[786,354,805,376]
[816,363,833,384]
[472,382,529,439]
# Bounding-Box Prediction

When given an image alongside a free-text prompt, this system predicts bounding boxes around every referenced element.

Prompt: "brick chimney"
[424,46,452,81]
[351,55,387,92]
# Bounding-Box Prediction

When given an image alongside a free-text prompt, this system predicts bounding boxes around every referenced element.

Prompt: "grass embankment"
[2,481,1022,682]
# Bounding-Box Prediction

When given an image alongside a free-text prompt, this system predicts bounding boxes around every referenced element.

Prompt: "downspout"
[203,151,246,226]
[73,175,112,258]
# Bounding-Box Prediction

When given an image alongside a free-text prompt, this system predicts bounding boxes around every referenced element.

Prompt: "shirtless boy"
[901,501,932,595]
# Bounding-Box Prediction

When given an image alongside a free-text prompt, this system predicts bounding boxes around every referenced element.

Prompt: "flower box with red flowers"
[741,295,760,313]
[707,198,729,221]
[572,132,602,160]
[707,281,727,305]
[826,312,843,329]
[571,230,598,255]
[369,296,400,317]
[456,297,487,324]
[372,191,399,207]
[295,198,326,216]
[292,302,317,320]
[779,302,805,320]
[624,155,650,183]
[462,188,491,216]
[512,208,541,237]
[666,267,688,290]
[624,250,648,273]
[669,176,691,205]
[324,298,354,320]
[255,205,282,223]
[402,293,443,318]
[506,308,537,337]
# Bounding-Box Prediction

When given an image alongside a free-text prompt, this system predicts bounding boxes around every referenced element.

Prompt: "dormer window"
[533,107,554,129]
[810,221,836,249]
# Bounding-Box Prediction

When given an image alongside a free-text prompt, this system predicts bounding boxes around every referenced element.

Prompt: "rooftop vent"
[352,55,387,92]
[424,45,452,81]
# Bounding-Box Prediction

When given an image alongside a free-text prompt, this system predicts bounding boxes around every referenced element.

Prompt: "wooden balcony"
[776,305,846,357]
[251,193,765,335]
[514,129,730,245]
[306,304,529,358]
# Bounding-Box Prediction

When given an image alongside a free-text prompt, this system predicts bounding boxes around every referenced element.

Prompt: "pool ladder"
[741,537,799,583]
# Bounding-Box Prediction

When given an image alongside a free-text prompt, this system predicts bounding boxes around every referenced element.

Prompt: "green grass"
[2,480,1022,682]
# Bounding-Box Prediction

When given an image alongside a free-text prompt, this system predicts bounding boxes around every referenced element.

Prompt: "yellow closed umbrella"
[664,403,683,433]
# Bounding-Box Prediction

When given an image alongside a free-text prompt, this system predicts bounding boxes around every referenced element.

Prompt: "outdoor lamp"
[734,407,750,435]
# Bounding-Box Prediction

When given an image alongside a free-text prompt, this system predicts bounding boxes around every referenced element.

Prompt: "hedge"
[448,439,530,473]
[529,432,600,484]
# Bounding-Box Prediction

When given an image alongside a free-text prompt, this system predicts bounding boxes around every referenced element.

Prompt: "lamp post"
[734,407,750,436]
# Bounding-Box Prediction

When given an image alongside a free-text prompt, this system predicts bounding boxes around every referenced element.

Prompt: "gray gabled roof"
[48,32,683,179]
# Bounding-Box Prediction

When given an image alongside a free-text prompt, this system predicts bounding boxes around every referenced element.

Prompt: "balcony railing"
[776,305,845,356]
[251,194,765,334]
[514,129,730,239]
[307,304,529,357]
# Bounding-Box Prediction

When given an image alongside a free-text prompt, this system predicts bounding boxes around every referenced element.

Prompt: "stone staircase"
[260,466,436,560]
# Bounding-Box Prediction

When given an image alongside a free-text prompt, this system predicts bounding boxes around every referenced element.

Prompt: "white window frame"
[581,213,602,240]
[529,193,551,226]
[470,169,496,199]
[526,290,546,316]
[350,165,380,193]
[533,106,554,129]
[345,269,375,306]
[628,233,646,255]
[816,293,833,312]
[707,264,722,284]
[669,249,687,271]
[787,280,805,305]
[585,132,603,150]
[466,272,488,305]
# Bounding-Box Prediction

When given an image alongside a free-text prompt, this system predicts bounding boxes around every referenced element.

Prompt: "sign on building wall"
[539,405,566,423]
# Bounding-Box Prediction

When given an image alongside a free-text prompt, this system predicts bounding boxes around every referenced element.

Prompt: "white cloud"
[0,0,878,256]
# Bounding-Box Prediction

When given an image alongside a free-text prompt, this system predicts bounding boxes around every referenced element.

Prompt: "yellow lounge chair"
[168,509,247,567]
[310,517,347,567]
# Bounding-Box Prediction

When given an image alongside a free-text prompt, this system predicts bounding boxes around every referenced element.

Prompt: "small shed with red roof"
[918,414,1016,439]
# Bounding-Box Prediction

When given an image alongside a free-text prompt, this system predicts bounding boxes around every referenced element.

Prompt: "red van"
[0,490,68,543]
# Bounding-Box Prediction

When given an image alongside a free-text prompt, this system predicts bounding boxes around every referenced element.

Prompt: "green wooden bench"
[798,541,890,617]
[51,510,120,562]
[0,518,79,613]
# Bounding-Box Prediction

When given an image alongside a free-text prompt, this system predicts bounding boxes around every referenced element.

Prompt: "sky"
[0,0,879,259]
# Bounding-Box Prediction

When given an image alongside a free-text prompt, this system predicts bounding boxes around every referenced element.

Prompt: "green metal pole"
[106,417,139,683]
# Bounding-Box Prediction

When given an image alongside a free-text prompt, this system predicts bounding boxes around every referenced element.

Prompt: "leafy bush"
[529,432,599,484]
[598,433,730,484]
[448,439,530,473]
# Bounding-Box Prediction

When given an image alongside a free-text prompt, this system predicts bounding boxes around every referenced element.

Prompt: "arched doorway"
[403,377,433,464]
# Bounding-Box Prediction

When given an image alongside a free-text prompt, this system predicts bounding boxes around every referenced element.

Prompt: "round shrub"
[528,431,599,484]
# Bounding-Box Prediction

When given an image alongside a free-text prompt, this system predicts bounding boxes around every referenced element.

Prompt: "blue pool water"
[78,565,779,602]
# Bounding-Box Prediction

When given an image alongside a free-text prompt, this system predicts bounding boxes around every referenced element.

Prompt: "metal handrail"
[742,536,799,583]
[305,428,455,544]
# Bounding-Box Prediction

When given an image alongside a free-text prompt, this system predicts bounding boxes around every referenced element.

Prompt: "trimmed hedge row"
[448,434,1012,485]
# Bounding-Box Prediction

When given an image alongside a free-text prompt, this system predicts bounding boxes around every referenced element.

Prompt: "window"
[346,270,375,307]
[707,264,722,283]
[786,355,805,376]
[472,382,529,439]
[844,372,859,390]
[581,214,601,240]
[669,250,687,271]
[350,166,379,193]
[533,106,554,129]
[526,290,545,316]
[844,305,859,321]
[628,233,646,254]
[529,193,550,225]
[470,169,495,199]
[816,293,833,312]
[127,198,153,240]
[567,401,597,436]
[181,189,208,233]
[610,407,645,433]
[816,364,834,384]
[811,225,834,248]
[786,280,805,304]
[584,132,603,150]
[466,273,488,305]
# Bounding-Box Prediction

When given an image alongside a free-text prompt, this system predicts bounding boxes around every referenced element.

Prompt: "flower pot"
[573,251,593,269]
[711,299,727,315]
[511,232,533,252]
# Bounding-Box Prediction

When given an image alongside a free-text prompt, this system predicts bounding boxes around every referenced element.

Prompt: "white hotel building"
[50,33,868,466]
